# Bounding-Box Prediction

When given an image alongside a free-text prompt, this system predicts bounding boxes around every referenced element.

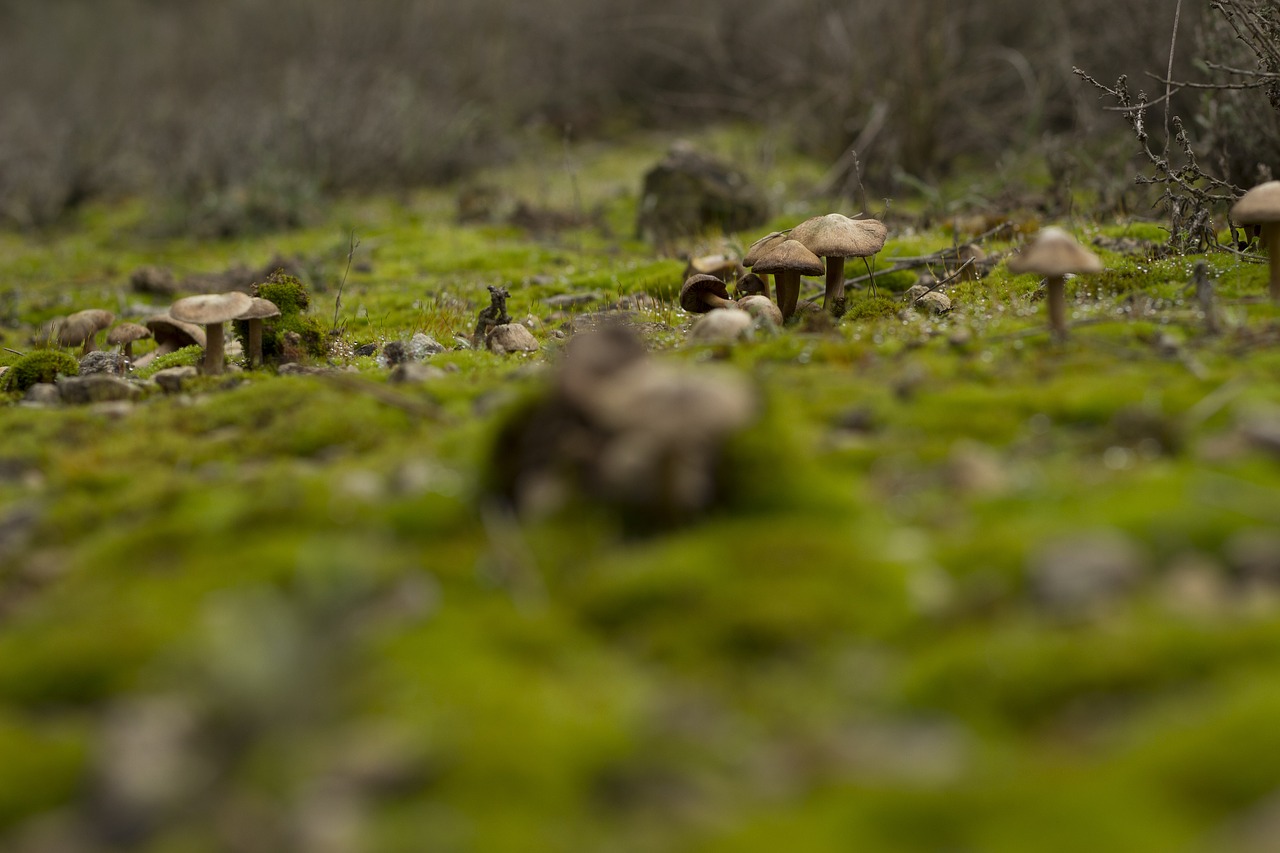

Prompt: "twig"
[331,230,360,334]
[3,347,25,357]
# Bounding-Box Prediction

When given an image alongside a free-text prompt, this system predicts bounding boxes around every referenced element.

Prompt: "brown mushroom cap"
[680,274,732,314]
[107,323,152,346]
[1232,181,1280,224]
[55,315,96,348]
[145,313,207,349]
[236,297,282,321]
[68,309,116,333]
[1007,227,1103,277]
[743,231,790,268]
[788,214,888,259]
[750,239,825,277]
[171,292,254,325]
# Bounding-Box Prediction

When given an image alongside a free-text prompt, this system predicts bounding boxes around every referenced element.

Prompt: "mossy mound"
[136,345,204,379]
[0,349,79,393]
[254,271,311,315]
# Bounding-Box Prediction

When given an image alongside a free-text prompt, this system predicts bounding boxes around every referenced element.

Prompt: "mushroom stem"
[82,336,97,355]
[247,318,264,367]
[1046,275,1068,343]
[700,293,736,312]
[822,256,846,313]
[778,271,801,322]
[204,323,225,375]
[1264,223,1280,302]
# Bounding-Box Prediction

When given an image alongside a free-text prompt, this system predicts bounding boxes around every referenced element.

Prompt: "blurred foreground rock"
[490,325,757,524]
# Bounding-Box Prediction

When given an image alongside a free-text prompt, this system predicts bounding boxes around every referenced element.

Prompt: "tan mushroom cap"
[171,291,254,325]
[1007,227,1103,277]
[236,297,282,321]
[55,315,96,348]
[1232,181,1280,224]
[789,214,888,259]
[145,313,207,349]
[743,231,790,268]
[107,323,152,346]
[750,239,825,277]
[680,274,732,314]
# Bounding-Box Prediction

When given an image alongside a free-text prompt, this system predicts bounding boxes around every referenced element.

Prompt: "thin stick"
[331,230,360,333]
[3,347,25,357]
[1162,0,1182,159]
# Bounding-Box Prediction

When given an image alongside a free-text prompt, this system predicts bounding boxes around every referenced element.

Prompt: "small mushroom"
[170,292,254,375]
[59,309,116,354]
[743,231,789,302]
[106,323,153,371]
[788,213,888,312]
[750,239,825,322]
[737,294,783,326]
[1231,181,1280,302]
[682,254,743,283]
[134,313,208,369]
[1006,227,1103,343]
[235,297,281,368]
[679,274,737,314]
[735,272,770,300]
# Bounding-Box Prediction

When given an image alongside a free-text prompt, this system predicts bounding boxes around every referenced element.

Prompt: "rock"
[388,363,447,384]
[153,366,198,394]
[21,383,61,406]
[57,374,139,405]
[353,343,378,358]
[278,363,335,376]
[130,265,177,296]
[636,142,768,245]
[408,333,445,359]
[382,341,411,366]
[905,284,952,314]
[688,308,753,345]
[544,292,605,309]
[1027,529,1148,617]
[79,350,124,375]
[487,324,539,354]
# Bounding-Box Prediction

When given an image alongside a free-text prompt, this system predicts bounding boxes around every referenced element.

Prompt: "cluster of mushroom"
[679,212,889,326]
[46,291,282,377]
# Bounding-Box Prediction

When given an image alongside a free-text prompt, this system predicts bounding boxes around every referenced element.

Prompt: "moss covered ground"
[2,130,1280,852]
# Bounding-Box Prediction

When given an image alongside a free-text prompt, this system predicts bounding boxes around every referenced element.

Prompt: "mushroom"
[682,254,743,284]
[58,309,116,354]
[169,292,253,375]
[788,213,888,312]
[1006,227,1103,343]
[1231,180,1280,302]
[735,272,770,300]
[737,294,783,326]
[750,239,825,322]
[134,313,208,368]
[743,230,789,303]
[235,297,282,368]
[106,323,153,371]
[679,274,737,314]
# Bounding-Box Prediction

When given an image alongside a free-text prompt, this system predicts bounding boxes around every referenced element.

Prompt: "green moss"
[135,344,204,378]
[254,270,311,315]
[0,348,78,393]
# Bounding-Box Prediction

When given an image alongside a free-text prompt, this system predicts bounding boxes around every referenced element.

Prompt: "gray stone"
[487,324,539,354]
[906,285,952,314]
[79,350,124,375]
[408,333,445,359]
[278,363,335,376]
[389,362,447,384]
[57,374,139,405]
[153,366,199,394]
[544,292,605,309]
[22,383,61,406]
[1027,529,1148,616]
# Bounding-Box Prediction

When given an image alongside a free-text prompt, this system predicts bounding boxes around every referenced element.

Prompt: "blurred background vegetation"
[3,0,1275,235]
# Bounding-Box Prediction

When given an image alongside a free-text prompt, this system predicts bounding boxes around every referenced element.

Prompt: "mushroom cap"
[788,214,888,259]
[171,291,254,325]
[1231,181,1280,225]
[737,294,784,326]
[67,308,117,333]
[145,313,207,349]
[236,297,282,321]
[55,315,98,348]
[743,231,790,267]
[107,322,152,346]
[735,272,769,297]
[684,254,742,281]
[680,274,732,314]
[1007,227,1103,277]
[750,239,825,277]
